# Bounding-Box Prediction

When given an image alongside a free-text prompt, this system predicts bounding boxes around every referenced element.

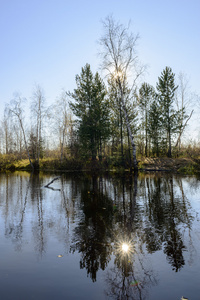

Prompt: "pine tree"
[148,97,163,156]
[156,67,178,157]
[69,64,110,160]
[138,83,155,156]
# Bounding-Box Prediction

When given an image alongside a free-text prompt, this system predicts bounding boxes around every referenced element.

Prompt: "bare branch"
[44,176,62,188]
[175,110,194,148]
[99,16,143,171]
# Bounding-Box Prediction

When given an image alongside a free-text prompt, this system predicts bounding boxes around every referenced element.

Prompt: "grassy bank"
[138,157,200,174]
[0,155,200,175]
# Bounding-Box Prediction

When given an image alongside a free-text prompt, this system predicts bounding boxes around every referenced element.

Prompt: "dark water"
[0,171,200,300]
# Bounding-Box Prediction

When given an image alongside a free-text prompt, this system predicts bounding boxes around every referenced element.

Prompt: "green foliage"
[108,76,138,163]
[28,133,37,159]
[139,83,155,108]
[156,66,179,157]
[178,164,196,175]
[69,64,110,160]
[28,132,45,169]
[148,96,163,156]
[138,83,155,156]
[0,63,196,168]
[0,154,32,170]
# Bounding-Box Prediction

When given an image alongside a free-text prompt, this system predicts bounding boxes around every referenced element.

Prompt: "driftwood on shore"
[44,176,62,188]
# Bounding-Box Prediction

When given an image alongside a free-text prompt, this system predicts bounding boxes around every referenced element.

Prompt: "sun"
[122,243,129,253]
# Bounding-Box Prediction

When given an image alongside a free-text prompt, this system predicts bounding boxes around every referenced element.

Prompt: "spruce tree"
[69,64,110,160]
[138,83,155,156]
[148,97,163,156]
[156,67,178,157]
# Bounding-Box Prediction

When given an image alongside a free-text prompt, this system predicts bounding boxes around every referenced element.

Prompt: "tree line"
[0,16,197,171]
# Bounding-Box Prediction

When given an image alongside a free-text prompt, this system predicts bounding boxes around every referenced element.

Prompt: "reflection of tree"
[71,175,114,282]
[142,174,194,272]
[163,229,185,272]
[4,172,32,251]
[105,173,157,300]
[2,172,83,258]
[106,253,156,300]
[106,257,142,300]
[104,172,195,299]
[1,171,197,296]
[30,173,46,257]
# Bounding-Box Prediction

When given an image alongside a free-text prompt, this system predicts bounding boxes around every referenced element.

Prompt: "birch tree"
[52,91,72,161]
[7,94,34,170]
[175,72,193,151]
[99,16,144,171]
[1,109,11,154]
[31,85,46,166]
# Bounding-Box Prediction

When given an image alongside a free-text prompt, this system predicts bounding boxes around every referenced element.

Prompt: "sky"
[0,0,200,139]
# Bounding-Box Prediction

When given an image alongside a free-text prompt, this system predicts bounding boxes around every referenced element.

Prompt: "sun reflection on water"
[114,238,135,259]
[122,243,129,253]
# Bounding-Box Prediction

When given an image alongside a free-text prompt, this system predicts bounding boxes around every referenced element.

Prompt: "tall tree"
[69,64,110,161]
[30,85,46,166]
[99,16,145,171]
[7,94,34,170]
[52,92,72,161]
[108,77,138,166]
[157,67,178,157]
[1,108,12,154]
[107,77,122,157]
[175,72,193,152]
[138,83,155,156]
[148,96,163,156]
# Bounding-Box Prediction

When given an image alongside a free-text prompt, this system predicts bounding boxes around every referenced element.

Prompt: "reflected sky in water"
[0,171,200,300]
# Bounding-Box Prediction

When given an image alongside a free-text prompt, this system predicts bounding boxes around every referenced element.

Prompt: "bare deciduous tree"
[99,16,145,171]
[175,72,194,150]
[2,108,11,154]
[7,94,34,170]
[52,91,72,161]
[31,84,46,166]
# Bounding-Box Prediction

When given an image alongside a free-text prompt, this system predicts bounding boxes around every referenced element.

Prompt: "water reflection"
[4,172,32,252]
[71,175,114,281]
[0,171,199,299]
[140,174,193,272]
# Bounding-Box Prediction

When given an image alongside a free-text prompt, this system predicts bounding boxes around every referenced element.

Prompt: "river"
[0,171,200,299]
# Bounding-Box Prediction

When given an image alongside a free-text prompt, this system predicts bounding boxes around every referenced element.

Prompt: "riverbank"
[1,155,200,175]
[138,157,200,174]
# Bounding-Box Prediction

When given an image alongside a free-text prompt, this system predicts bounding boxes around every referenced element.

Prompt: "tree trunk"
[99,137,102,161]
[168,128,172,158]
[127,129,132,170]
[145,111,148,157]
[175,110,194,148]
[119,106,124,166]
[19,119,34,170]
[120,93,138,171]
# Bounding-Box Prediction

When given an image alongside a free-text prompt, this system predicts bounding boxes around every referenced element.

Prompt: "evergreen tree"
[108,77,138,167]
[156,67,178,157]
[69,64,110,160]
[148,97,163,156]
[138,83,155,156]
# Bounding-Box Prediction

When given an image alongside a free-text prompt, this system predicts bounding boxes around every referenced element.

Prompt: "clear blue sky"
[0,0,200,137]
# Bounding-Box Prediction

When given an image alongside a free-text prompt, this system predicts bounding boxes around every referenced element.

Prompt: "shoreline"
[0,157,200,175]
